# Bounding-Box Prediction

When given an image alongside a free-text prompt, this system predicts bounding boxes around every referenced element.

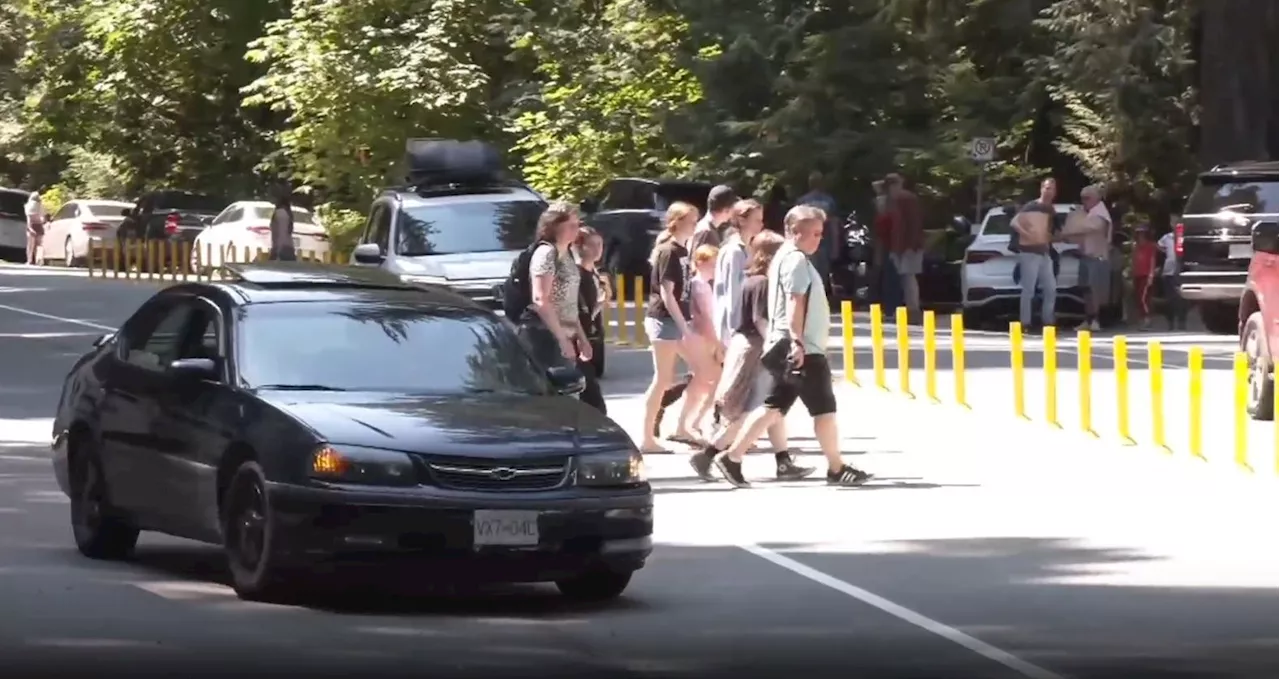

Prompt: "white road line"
[0,302,116,332]
[0,331,101,339]
[741,543,1066,679]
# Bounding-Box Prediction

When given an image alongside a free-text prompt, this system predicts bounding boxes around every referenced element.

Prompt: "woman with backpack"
[515,202,599,404]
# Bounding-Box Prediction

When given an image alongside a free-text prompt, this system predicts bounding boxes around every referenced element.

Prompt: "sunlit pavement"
[0,265,1276,678]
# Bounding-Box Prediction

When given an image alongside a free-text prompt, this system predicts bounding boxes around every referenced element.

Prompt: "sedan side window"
[124,305,195,372]
[53,204,77,221]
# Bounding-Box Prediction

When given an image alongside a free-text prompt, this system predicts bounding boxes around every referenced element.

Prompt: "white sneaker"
[1090,320,1101,331]
[1075,321,1090,331]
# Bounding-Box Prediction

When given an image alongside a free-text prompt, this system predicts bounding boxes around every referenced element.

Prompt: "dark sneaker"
[827,465,873,487]
[713,453,751,488]
[776,458,817,481]
[688,447,719,482]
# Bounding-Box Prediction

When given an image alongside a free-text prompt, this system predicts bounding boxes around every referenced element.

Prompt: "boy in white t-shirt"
[1155,229,1187,329]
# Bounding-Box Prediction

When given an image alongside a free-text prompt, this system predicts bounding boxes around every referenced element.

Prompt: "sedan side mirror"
[546,365,586,396]
[1252,221,1279,255]
[168,357,218,379]
[352,242,384,265]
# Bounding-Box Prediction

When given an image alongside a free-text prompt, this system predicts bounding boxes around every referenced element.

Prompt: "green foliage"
[40,183,74,212]
[315,202,366,257]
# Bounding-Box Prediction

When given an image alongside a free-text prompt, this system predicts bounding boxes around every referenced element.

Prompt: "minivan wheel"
[1243,312,1275,421]
[555,568,632,602]
[222,461,299,602]
[70,447,140,560]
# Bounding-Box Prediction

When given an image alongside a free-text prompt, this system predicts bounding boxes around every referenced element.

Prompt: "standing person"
[518,202,597,401]
[1130,224,1158,329]
[690,229,815,482]
[796,171,840,296]
[711,206,874,488]
[24,190,46,266]
[1061,184,1112,331]
[639,202,699,453]
[1156,226,1187,330]
[691,184,737,252]
[1011,178,1059,332]
[575,225,610,413]
[867,180,892,304]
[885,173,925,319]
[268,189,297,261]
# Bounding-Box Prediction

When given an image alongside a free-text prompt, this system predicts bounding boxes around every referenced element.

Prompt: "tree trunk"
[1197,0,1278,166]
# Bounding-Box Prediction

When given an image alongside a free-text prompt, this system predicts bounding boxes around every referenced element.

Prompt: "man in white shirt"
[1061,184,1113,330]
[1156,229,1187,329]
[24,190,46,266]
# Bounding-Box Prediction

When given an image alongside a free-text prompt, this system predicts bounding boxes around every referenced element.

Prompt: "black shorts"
[763,353,838,417]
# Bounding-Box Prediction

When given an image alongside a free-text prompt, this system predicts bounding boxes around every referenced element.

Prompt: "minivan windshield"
[396,199,544,256]
[1185,177,1279,215]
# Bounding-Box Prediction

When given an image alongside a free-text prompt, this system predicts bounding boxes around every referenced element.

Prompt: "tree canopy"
[0,0,1274,227]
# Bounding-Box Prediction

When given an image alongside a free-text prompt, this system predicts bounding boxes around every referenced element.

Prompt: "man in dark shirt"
[1011,178,1058,330]
[690,184,737,252]
[268,189,297,261]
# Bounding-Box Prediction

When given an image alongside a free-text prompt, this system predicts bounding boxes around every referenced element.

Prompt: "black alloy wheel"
[222,461,295,601]
[555,568,633,602]
[70,447,140,560]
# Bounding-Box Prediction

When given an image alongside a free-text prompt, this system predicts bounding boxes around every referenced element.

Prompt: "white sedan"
[44,199,134,267]
[191,201,330,270]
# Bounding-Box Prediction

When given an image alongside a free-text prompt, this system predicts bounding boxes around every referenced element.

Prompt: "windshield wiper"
[254,384,349,392]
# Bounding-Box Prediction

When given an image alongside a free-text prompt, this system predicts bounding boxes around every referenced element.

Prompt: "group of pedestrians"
[633,187,873,488]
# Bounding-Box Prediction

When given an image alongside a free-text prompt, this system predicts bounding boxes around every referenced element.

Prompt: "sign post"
[970,137,995,224]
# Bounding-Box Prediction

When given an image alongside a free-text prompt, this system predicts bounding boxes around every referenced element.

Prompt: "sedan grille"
[424,456,569,492]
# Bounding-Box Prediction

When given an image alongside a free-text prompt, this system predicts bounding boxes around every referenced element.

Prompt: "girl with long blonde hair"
[639,201,699,453]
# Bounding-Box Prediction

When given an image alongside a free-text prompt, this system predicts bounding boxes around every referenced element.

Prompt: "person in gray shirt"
[703,205,873,488]
[1011,178,1059,330]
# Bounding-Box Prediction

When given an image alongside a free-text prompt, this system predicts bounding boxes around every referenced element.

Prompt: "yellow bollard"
[1115,337,1136,445]
[1078,330,1095,436]
[631,276,645,347]
[895,306,912,397]
[1274,359,1278,476]
[1188,347,1204,460]
[1233,351,1251,472]
[841,300,857,385]
[1149,342,1169,451]
[181,242,192,281]
[871,304,887,390]
[1010,321,1026,419]
[1043,326,1059,427]
[147,240,158,280]
[951,313,968,408]
[86,243,96,278]
[112,241,121,279]
[922,310,937,401]
[614,273,629,346]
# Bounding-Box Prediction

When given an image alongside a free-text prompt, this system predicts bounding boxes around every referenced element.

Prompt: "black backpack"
[500,240,551,320]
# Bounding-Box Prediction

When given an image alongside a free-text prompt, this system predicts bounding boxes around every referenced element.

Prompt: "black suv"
[1176,161,1279,334]
[580,178,714,283]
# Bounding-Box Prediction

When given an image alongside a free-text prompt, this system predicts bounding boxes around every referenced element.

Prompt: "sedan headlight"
[308,445,417,486]
[576,451,646,487]
[401,274,448,286]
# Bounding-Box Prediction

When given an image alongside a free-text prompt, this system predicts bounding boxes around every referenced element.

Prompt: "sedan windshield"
[238,301,550,395]
[395,199,543,256]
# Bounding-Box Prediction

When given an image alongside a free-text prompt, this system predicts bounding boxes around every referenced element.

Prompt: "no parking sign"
[970,137,995,162]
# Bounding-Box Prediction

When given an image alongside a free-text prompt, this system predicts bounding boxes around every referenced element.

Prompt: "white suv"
[959,203,1093,328]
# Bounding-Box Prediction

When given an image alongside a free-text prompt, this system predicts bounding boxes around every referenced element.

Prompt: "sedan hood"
[395,250,519,281]
[260,391,631,459]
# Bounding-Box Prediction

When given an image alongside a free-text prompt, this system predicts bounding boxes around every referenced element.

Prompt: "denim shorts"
[644,316,683,341]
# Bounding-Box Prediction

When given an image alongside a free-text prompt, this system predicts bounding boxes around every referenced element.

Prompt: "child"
[1130,224,1158,329]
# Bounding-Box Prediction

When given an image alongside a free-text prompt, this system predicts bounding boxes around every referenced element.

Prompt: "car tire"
[1201,303,1238,335]
[62,237,78,267]
[555,568,632,602]
[1243,311,1275,421]
[961,308,985,331]
[222,461,298,602]
[70,441,140,560]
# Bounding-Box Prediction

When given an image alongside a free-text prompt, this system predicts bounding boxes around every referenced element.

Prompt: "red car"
[1240,220,1278,420]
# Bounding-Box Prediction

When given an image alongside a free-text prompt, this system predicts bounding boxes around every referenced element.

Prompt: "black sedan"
[50,263,653,602]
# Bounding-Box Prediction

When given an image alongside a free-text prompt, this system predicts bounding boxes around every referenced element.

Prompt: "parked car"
[43,199,134,267]
[960,203,1125,328]
[1240,219,1278,420]
[190,201,330,270]
[118,189,227,251]
[51,261,652,602]
[350,139,546,309]
[0,187,32,261]
[580,178,714,284]
[1175,160,1279,334]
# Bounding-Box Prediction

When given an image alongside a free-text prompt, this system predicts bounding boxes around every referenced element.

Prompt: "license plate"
[1228,243,1253,259]
[473,510,540,547]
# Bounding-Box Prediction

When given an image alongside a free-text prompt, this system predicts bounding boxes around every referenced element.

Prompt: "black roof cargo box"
[405,139,504,185]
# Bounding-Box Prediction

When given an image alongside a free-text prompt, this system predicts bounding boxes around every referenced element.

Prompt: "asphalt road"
[0,265,1276,678]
